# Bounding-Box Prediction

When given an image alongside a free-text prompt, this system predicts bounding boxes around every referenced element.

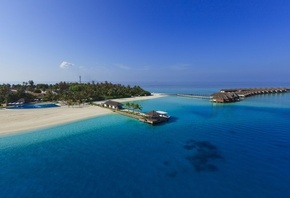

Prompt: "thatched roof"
[146,110,160,117]
[104,100,123,107]
[211,92,239,102]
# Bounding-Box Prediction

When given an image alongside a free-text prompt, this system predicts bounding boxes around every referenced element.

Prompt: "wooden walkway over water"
[173,87,290,103]
[212,87,289,103]
[176,94,211,99]
[109,109,169,125]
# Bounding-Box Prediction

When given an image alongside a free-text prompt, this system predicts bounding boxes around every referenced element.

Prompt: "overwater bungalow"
[211,87,288,103]
[210,92,239,103]
[139,110,170,125]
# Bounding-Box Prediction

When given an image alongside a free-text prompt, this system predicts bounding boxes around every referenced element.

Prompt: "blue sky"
[1,0,290,84]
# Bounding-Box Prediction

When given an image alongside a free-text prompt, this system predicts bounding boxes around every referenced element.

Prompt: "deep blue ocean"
[1,83,290,198]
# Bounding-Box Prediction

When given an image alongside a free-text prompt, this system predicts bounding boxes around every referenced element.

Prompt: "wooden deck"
[174,87,289,103]
[111,109,169,125]
[211,87,289,103]
[177,94,211,99]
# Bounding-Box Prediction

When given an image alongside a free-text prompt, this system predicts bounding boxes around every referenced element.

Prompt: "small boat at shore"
[156,111,170,119]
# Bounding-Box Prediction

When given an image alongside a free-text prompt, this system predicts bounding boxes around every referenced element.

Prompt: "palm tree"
[0,84,10,105]
[130,102,136,113]
[28,80,34,87]
[136,104,142,112]
[131,103,141,113]
[125,102,131,110]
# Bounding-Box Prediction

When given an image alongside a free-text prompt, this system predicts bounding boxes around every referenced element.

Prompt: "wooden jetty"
[115,109,170,125]
[211,87,288,103]
[100,100,170,125]
[177,94,211,99]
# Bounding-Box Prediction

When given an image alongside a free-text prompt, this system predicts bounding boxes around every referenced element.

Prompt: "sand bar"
[93,93,166,104]
[0,93,166,135]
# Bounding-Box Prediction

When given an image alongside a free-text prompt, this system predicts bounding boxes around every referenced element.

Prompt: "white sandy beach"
[93,93,166,104]
[0,93,166,135]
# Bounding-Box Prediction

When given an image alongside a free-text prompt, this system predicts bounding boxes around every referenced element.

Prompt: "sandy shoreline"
[93,93,166,104]
[0,93,166,135]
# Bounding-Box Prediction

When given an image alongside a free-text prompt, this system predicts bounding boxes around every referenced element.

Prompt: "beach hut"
[103,100,123,109]
[146,110,161,118]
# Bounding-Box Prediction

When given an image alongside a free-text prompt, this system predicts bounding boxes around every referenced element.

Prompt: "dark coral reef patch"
[184,140,223,172]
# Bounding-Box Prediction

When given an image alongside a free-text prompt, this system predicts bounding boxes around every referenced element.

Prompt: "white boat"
[156,111,170,119]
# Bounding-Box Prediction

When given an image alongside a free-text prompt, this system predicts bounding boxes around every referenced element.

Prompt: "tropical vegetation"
[0,80,151,106]
[125,102,142,113]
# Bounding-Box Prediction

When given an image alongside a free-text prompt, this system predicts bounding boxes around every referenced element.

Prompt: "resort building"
[210,92,239,103]
[211,87,288,103]
[139,110,170,124]
[103,100,123,109]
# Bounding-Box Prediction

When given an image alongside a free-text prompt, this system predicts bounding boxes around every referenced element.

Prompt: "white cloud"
[59,61,74,69]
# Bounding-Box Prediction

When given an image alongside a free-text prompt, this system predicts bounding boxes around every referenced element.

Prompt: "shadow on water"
[167,116,178,123]
[163,140,223,178]
[154,116,179,126]
[184,139,223,172]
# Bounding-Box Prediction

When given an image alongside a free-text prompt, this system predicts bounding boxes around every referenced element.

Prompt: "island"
[0,80,151,108]
[100,100,170,125]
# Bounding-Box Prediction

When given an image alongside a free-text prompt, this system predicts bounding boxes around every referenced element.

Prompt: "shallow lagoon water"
[8,103,59,109]
[1,92,290,197]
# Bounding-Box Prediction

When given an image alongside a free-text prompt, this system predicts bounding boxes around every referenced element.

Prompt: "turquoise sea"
[1,83,290,198]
